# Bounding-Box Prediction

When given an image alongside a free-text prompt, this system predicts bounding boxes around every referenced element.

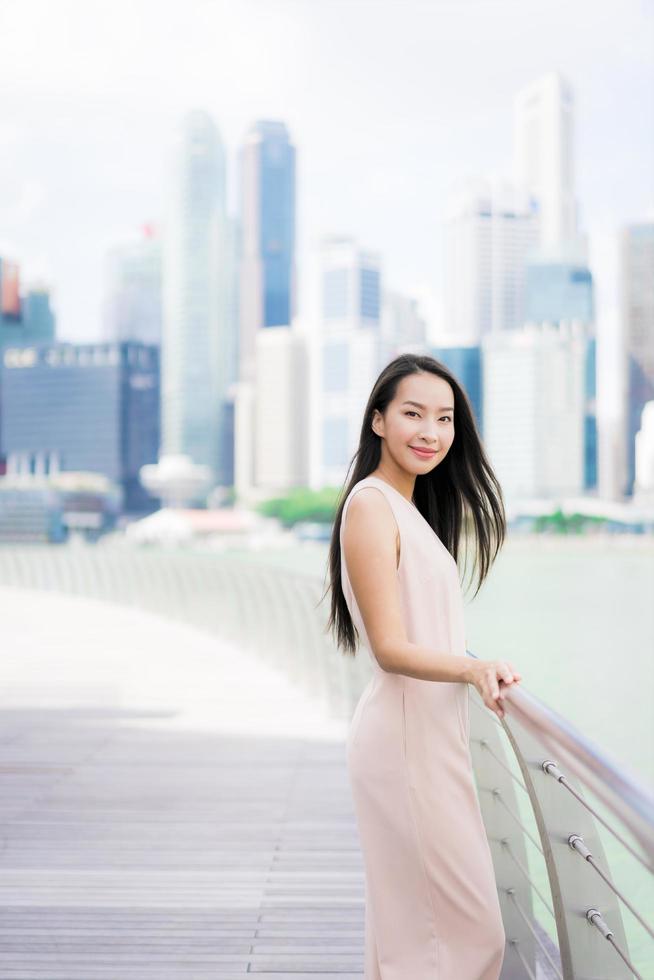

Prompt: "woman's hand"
[465,659,522,720]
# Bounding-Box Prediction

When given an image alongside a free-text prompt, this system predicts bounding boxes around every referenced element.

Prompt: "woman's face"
[372,372,456,475]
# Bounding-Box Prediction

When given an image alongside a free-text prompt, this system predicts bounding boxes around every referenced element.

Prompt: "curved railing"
[464,652,653,979]
[0,543,651,978]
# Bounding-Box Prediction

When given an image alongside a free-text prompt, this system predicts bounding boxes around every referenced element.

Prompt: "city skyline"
[0,0,651,342]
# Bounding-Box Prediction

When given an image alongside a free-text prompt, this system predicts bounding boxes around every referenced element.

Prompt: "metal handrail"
[465,649,653,979]
[480,655,654,869]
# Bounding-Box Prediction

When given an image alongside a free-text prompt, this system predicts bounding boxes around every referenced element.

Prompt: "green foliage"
[533,509,609,534]
[255,486,342,527]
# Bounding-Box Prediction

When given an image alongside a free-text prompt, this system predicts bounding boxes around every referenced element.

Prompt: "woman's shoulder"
[343,475,390,510]
[341,477,403,533]
[340,479,401,573]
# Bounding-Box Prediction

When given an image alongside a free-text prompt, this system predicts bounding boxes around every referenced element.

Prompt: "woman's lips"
[409,446,438,459]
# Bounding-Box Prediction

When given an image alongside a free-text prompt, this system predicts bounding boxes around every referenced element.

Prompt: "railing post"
[469,695,538,979]
[493,704,633,978]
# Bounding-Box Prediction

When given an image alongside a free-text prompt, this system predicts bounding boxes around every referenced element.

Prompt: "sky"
[0,0,652,342]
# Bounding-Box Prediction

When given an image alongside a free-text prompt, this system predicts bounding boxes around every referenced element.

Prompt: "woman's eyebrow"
[401,400,454,412]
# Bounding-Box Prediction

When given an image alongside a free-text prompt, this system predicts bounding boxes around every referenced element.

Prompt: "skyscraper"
[483,322,587,501]
[254,327,309,491]
[622,223,654,495]
[314,236,382,487]
[525,257,594,325]
[444,176,539,341]
[0,258,55,348]
[238,120,296,379]
[514,72,578,251]
[102,225,162,345]
[380,290,427,365]
[1,341,159,512]
[162,110,238,487]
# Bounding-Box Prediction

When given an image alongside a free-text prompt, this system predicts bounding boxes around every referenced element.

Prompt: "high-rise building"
[0,341,160,512]
[525,258,593,326]
[633,402,654,506]
[0,258,20,321]
[238,120,296,379]
[162,110,238,487]
[622,223,654,495]
[482,322,587,501]
[312,236,382,487]
[233,120,296,501]
[379,290,427,365]
[102,224,162,345]
[514,72,578,250]
[590,228,628,501]
[583,335,598,492]
[444,176,539,341]
[0,258,55,347]
[254,327,309,491]
[22,285,56,343]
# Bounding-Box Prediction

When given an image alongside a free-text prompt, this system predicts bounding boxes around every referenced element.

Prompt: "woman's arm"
[342,487,468,682]
[342,487,520,716]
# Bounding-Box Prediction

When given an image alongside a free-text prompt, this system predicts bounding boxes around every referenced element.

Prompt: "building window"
[360,267,380,321]
[323,416,348,467]
[323,269,349,319]
[323,341,348,393]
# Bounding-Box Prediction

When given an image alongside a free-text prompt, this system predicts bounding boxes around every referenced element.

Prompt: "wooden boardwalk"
[0,586,364,979]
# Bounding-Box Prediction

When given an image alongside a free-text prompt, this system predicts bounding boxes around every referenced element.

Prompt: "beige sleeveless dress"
[340,475,505,979]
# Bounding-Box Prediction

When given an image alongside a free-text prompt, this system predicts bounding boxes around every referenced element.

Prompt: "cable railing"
[465,650,654,979]
[0,542,651,978]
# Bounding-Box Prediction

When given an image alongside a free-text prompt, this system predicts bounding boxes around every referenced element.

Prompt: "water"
[231,532,654,788]
[460,534,654,790]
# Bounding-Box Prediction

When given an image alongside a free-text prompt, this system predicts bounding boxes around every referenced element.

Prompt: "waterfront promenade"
[0,586,364,979]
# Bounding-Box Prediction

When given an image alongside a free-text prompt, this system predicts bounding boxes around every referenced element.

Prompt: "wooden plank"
[0,587,363,977]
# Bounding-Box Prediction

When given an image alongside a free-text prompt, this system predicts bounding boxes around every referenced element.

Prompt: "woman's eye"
[405,411,452,422]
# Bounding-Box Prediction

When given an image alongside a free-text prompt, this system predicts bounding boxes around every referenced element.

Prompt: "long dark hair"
[322,353,506,656]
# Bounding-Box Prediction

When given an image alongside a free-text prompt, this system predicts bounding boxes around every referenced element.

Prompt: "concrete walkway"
[0,587,364,979]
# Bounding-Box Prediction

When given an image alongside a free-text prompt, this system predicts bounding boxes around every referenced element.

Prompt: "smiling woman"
[324,352,521,979]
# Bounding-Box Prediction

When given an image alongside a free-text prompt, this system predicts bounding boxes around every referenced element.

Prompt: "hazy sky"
[0,0,652,341]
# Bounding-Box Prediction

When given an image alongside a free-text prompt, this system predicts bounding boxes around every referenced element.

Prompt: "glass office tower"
[239,120,296,379]
[0,341,160,512]
[162,110,237,485]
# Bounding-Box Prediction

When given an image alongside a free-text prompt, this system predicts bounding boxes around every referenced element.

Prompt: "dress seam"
[402,677,442,972]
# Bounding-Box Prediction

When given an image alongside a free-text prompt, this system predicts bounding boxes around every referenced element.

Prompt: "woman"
[325,353,522,979]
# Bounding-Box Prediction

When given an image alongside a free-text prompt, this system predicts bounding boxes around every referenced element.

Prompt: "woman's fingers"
[474,660,522,720]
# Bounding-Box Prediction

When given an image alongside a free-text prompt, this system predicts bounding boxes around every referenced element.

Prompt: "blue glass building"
[240,120,296,344]
[584,336,598,491]
[525,261,593,325]
[260,124,295,326]
[0,341,160,512]
[22,288,56,343]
